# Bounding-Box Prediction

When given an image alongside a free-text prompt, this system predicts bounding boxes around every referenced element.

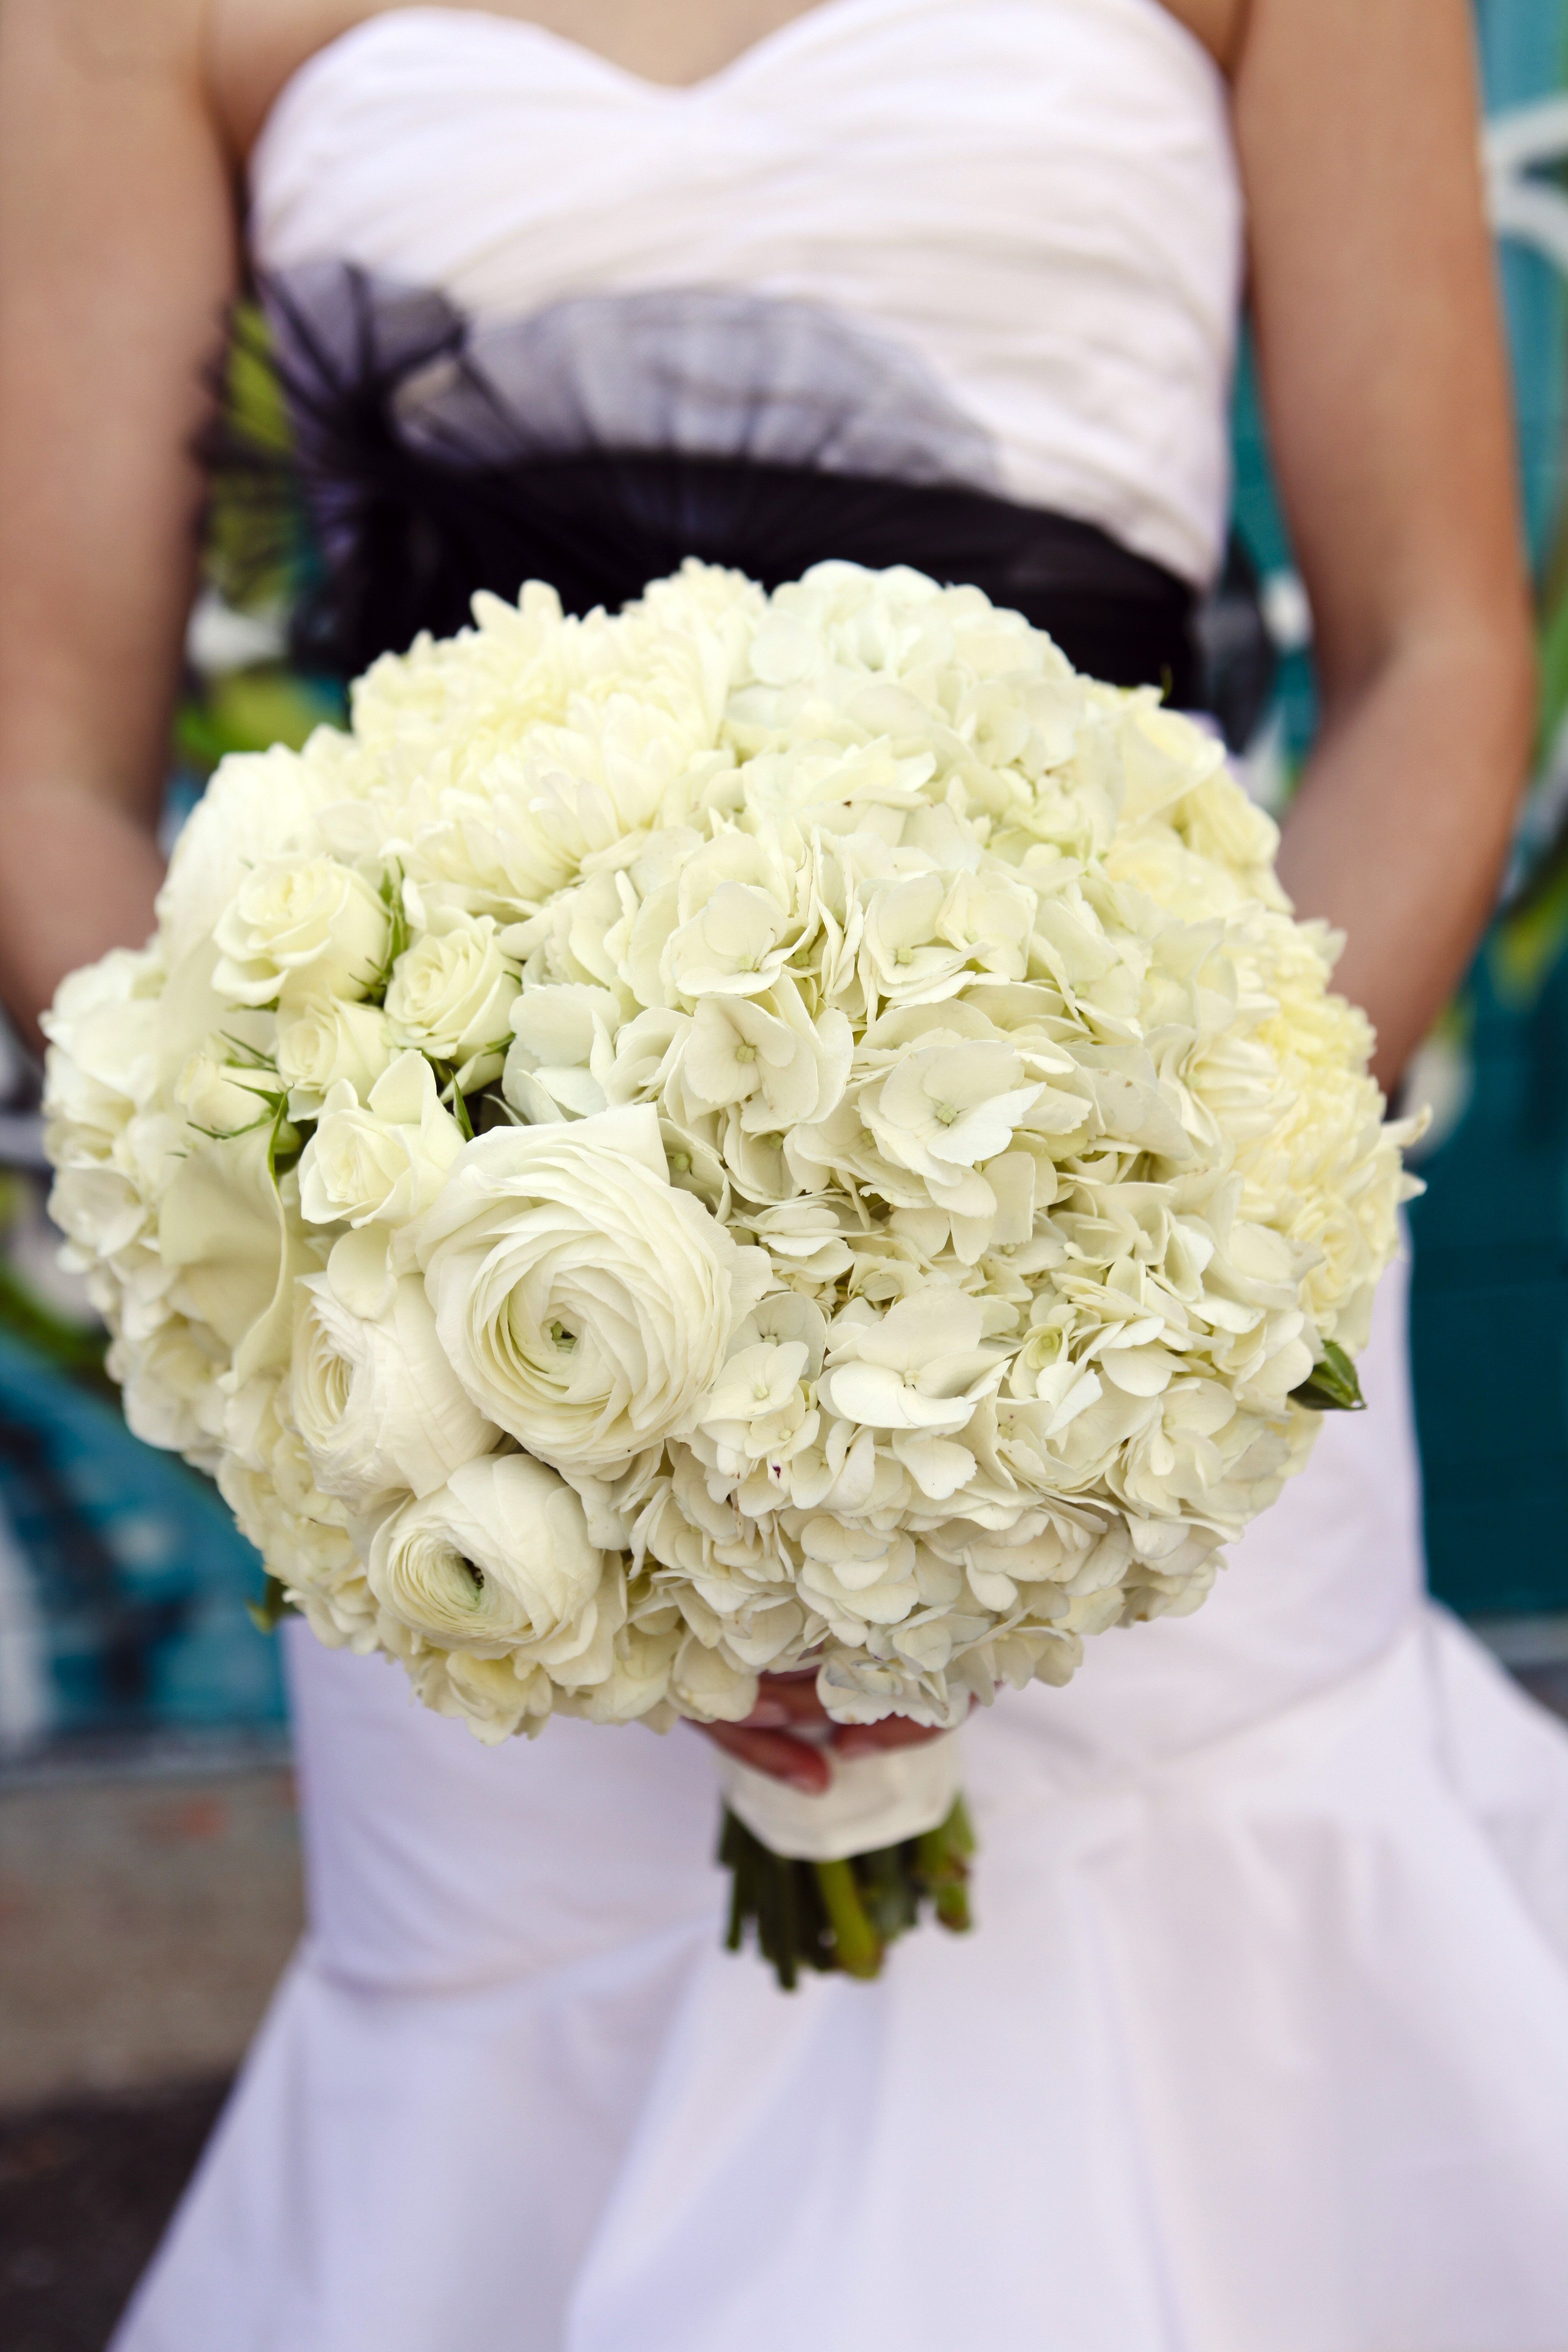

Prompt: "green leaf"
[219,1032,280,1073]
[1289,1339,1365,1413]
[364,862,412,1003]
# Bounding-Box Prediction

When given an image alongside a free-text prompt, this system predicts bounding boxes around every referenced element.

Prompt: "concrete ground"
[0,1758,301,2351]
[0,1759,302,2109]
[1,1648,1564,2351]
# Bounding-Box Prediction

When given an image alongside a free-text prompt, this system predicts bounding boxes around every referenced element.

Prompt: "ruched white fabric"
[116,8,1568,2347]
[248,0,1242,585]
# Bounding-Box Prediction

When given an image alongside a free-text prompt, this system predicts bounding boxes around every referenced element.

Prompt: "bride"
[4,3,1568,2345]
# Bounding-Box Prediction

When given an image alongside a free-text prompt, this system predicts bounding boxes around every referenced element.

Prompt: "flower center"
[734,1042,756,1064]
[547,1320,576,1352]
[933,1100,959,1126]
[459,1554,485,1593]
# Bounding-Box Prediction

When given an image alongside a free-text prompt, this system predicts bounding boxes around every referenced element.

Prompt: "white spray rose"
[155,737,359,968]
[417,1105,770,1474]
[289,1271,500,1512]
[384,914,520,1086]
[212,854,390,1008]
[298,1052,464,1230]
[175,1046,281,1139]
[276,999,398,1119]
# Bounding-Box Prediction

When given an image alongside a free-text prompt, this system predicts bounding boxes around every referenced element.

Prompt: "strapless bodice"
[248,0,1242,587]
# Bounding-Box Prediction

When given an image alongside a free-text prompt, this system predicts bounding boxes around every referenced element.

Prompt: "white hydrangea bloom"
[42,560,1418,1741]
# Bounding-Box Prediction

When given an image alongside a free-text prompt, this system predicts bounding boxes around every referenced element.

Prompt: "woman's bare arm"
[1238,0,1535,1091]
[0,0,237,1045]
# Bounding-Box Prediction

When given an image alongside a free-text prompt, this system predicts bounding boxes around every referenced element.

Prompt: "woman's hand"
[698,1671,953,1792]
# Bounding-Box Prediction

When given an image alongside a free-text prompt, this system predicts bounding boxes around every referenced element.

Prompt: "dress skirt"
[113,1250,1568,2352]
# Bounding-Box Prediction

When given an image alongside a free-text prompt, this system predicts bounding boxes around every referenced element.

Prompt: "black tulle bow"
[204,263,1275,728]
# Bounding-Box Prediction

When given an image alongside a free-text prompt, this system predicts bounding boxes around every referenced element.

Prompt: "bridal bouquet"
[43,561,1414,1984]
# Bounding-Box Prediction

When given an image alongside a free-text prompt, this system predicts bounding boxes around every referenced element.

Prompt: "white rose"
[384,915,519,1086]
[276,999,398,1119]
[289,1271,500,1512]
[298,1052,464,1230]
[367,1455,616,1684]
[155,739,350,968]
[212,854,389,1008]
[175,1046,281,1138]
[418,1104,769,1473]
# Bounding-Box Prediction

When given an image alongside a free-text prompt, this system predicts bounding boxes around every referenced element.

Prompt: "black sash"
[211,272,1215,710]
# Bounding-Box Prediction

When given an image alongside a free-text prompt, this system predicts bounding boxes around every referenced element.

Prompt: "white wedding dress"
[117,6,1568,2348]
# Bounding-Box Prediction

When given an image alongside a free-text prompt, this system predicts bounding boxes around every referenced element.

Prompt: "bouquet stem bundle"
[721,1798,976,1988]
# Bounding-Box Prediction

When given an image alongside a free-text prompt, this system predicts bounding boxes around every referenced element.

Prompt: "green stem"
[812,1858,884,1979]
[914,1799,976,1935]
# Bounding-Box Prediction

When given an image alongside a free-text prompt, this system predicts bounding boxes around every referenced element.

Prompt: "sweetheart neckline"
[251,0,1219,174]
[258,0,916,136]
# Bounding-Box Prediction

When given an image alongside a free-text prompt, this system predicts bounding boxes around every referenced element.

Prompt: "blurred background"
[5,3,1568,2343]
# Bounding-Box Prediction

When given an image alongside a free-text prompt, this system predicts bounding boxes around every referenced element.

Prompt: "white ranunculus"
[418,1104,770,1474]
[289,1271,500,1511]
[367,1455,616,1682]
[212,854,390,1008]
[276,998,398,1119]
[298,1052,465,1230]
[40,560,1415,1753]
[384,914,520,1085]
